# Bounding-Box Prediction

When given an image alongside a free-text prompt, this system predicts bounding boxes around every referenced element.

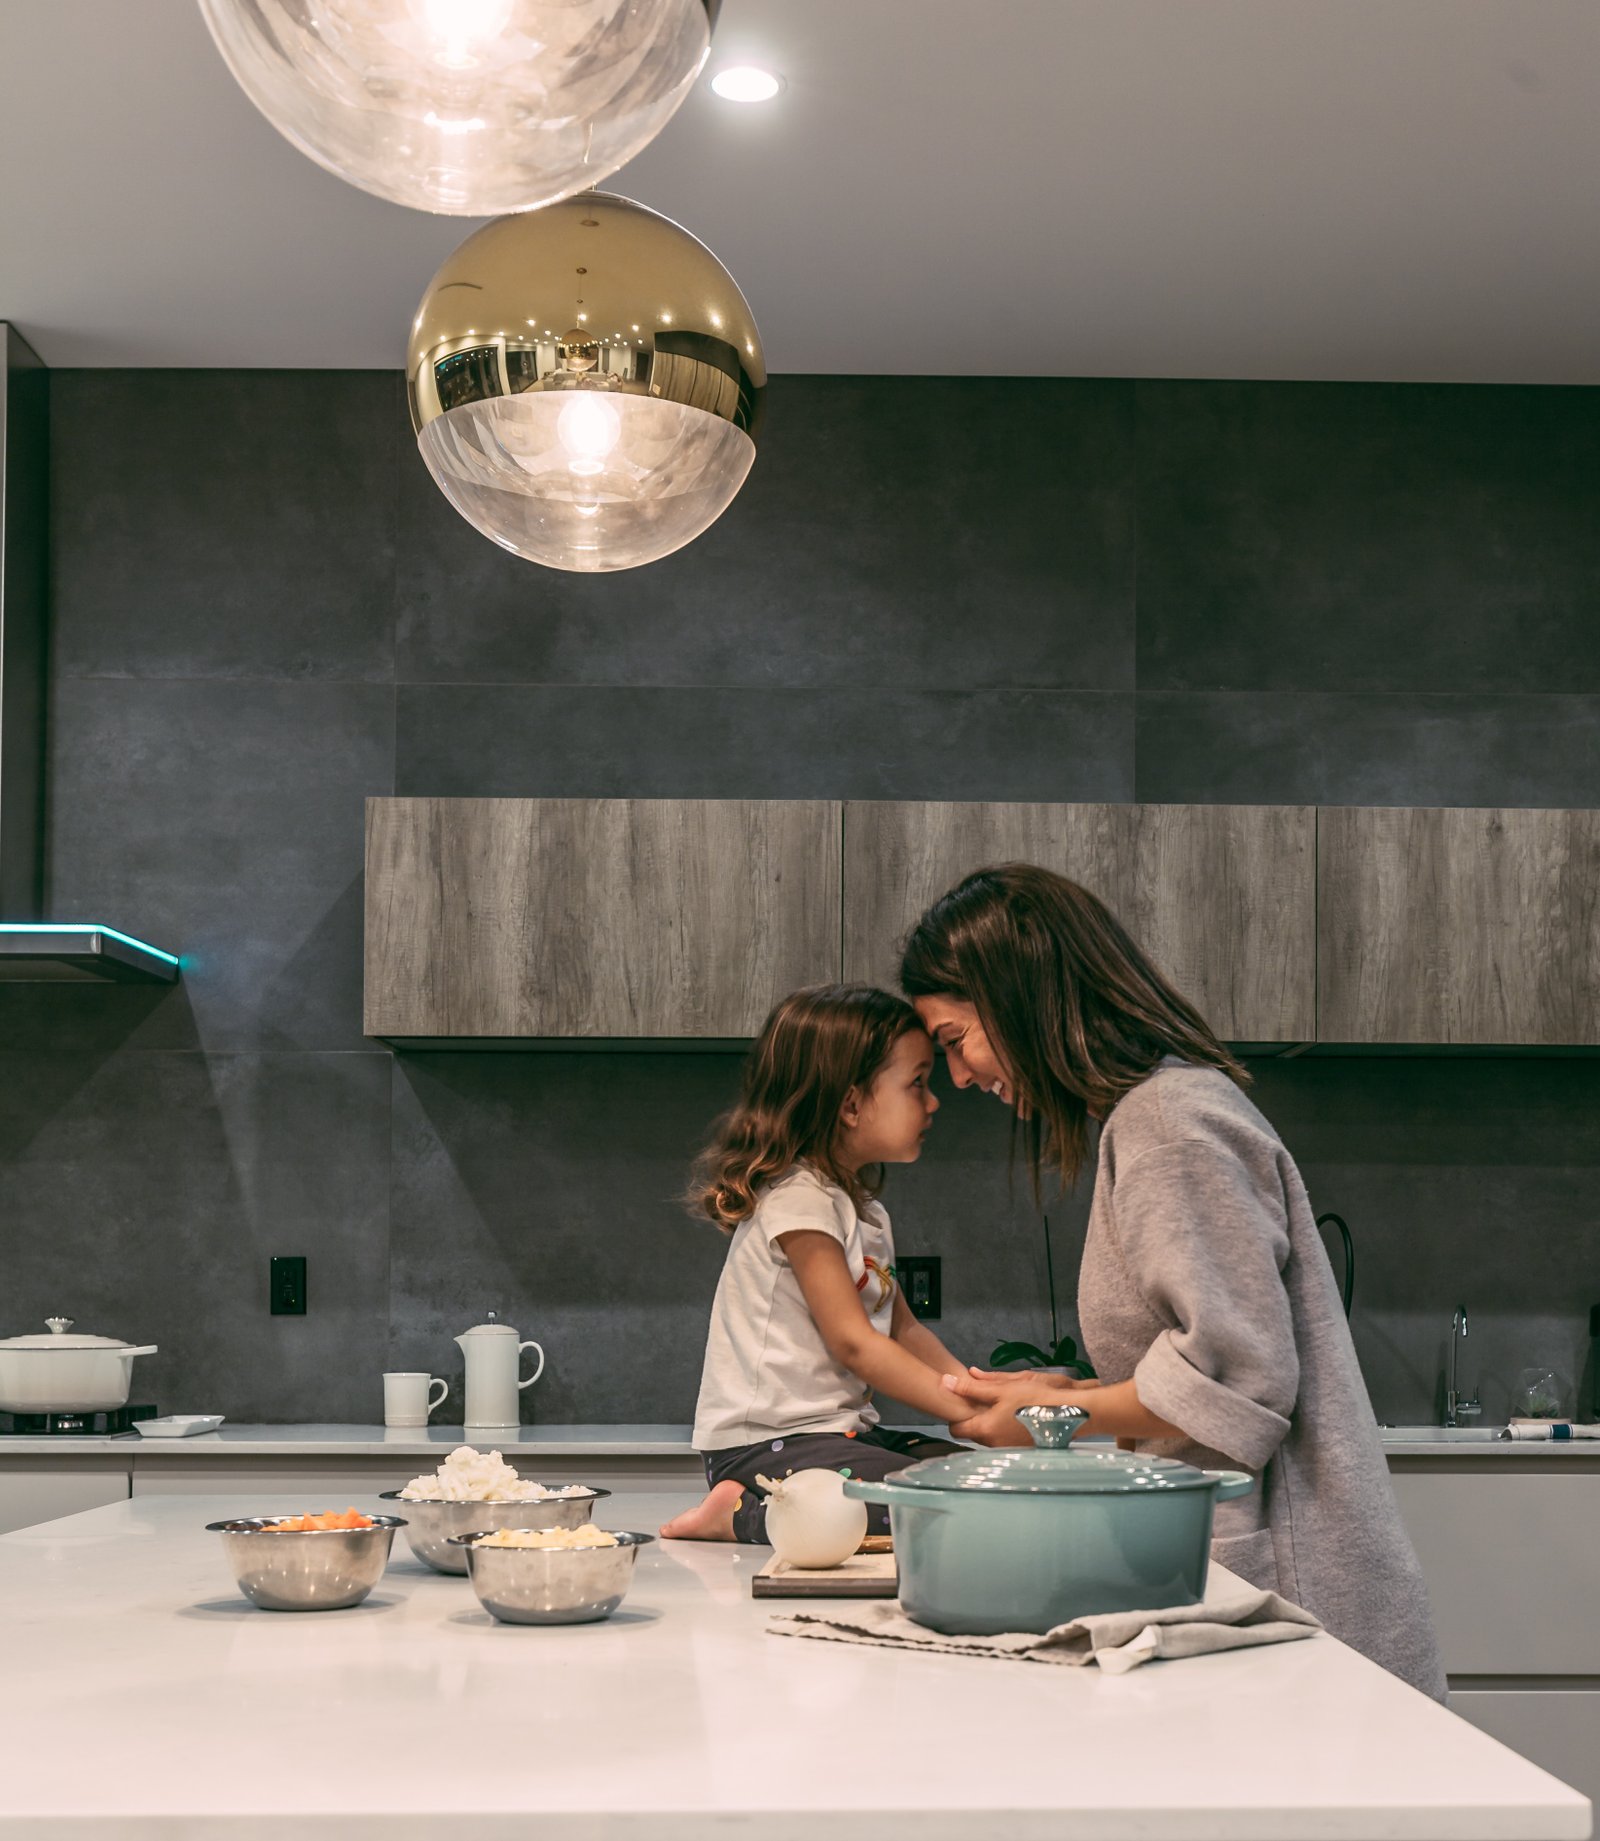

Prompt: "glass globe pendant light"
[197,0,719,214]
[408,192,764,571]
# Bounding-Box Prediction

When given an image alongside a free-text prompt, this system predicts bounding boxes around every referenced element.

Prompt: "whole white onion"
[755,1469,869,1570]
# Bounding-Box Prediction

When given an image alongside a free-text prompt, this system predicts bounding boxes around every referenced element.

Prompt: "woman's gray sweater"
[1078,1058,1446,1699]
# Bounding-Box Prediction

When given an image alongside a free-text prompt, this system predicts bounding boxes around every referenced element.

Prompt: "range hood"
[0,323,180,984]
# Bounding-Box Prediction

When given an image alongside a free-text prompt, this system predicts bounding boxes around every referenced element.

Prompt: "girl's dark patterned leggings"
[700,1425,965,1543]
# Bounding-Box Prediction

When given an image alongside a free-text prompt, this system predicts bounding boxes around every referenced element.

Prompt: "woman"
[900,863,1445,1700]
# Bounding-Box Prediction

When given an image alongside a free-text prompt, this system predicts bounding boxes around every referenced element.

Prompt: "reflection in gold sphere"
[408,193,765,573]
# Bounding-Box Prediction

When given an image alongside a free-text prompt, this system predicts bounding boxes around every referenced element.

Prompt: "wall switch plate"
[270,1256,307,1315]
[897,1255,941,1321]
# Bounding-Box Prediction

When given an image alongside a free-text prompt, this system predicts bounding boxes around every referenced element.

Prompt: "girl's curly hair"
[687,984,925,1233]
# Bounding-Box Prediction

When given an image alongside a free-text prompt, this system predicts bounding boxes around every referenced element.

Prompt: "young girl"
[660,984,985,1546]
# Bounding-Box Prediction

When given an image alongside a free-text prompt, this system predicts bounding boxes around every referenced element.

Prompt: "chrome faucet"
[1445,1305,1482,1427]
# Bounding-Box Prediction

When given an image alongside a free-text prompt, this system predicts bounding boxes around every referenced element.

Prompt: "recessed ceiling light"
[711,66,782,103]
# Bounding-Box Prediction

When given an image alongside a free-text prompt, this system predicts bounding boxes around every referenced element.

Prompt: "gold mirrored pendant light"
[198,0,719,214]
[408,192,764,571]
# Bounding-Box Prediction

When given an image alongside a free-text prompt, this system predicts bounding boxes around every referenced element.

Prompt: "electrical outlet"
[270,1256,307,1316]
[897,1255,942,1321]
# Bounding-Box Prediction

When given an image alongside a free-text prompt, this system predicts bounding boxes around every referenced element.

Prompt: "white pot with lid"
[0,1318,158,1412]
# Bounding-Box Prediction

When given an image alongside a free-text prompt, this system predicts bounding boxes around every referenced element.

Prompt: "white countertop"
[0,1489,1589,1840]
[1377,1427,1600,1457]
[3,1420,1597,1459]
[0,1421,697,1457]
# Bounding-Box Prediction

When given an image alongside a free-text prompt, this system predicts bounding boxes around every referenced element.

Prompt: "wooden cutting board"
[751,1550,898,1599]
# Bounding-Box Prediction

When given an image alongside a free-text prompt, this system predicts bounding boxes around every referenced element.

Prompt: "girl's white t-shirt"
[691,1166,899,1451]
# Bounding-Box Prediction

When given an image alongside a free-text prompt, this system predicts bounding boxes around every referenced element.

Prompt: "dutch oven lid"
[894,1404,1225,1495]
[0,1317,147,1351]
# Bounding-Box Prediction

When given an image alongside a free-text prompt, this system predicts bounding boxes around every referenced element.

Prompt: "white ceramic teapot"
[455,1312,545,1429]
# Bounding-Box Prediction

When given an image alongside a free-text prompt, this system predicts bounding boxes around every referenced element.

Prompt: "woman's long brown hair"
[899,863,1247,1192]
[687,984,926,1233]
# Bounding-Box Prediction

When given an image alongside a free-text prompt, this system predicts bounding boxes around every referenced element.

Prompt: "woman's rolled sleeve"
[1112,1138,1298,1472]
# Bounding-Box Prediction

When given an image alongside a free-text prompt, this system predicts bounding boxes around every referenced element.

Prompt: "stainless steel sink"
[1378,1425,1507,1443]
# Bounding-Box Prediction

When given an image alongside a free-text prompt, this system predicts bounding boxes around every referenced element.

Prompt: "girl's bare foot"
[659,1478,743,1542]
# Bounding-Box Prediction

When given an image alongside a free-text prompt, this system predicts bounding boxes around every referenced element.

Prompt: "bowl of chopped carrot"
[205,1509,406,1611]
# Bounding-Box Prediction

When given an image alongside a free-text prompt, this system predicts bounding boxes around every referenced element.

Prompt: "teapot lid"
[893,1404,1225,1496]
[459,1312,516,1338]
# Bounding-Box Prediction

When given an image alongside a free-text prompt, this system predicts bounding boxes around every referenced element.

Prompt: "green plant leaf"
[989,1340,1052,1369]
[1048,1334,1096,1378]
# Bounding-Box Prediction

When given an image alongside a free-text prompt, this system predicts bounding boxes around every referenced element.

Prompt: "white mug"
[383,1371,448,1428]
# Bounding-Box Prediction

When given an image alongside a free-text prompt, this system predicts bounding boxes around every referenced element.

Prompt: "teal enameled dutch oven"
[844,1404,1254,1636]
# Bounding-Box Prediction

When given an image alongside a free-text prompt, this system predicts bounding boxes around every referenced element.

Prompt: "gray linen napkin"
[767,1587,1321,1674]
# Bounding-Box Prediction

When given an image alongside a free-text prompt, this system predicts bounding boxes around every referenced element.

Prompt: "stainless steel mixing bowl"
[376,1488,611,1574]
[450,1529,653,1624]
[206,1514,405,1611]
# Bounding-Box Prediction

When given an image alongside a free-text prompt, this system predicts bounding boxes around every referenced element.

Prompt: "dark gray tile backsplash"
[1135,380,1600,696]
[0,1050,391,1421]
[1135,691,1600,807]
[395,685,1136,802]
[2,370,1597,1425]
[44,678,394,1052]
[50,371,399,684]
[395,378,1136,693]
[1251,1059,1600,1425]
[387,1052,739,1425]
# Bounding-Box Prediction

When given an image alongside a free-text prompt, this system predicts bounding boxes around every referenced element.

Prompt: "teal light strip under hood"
[0,924,182,983]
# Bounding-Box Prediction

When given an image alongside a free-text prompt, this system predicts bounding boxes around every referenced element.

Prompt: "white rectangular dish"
[135,1415,225,1439]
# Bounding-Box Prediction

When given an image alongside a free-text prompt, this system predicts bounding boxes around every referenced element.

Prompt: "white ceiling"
[3,0,1598,380]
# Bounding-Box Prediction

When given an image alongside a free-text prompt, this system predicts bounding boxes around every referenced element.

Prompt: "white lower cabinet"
[1450,1694,1600,1807]
[1390,1461,1600,1803]
[0,1452,701,1535]
[126,1456,700,1500]
[0,1460,131,1534]
[1388,1467,1600,1674]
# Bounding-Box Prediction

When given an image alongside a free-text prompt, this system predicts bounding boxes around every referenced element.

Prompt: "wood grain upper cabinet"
[1319,806,1600,1045]
[843,802,1316,1043]
[365,798,842,1040]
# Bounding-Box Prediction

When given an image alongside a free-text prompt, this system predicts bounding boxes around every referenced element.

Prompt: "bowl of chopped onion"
[449,1524,654,1624]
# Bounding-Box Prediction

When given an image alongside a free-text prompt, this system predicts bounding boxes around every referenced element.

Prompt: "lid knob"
[45,1318,74,1337]
[1017,1404,1089,1449]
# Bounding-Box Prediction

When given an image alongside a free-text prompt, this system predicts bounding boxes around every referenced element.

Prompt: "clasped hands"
[943,1367,1103,1447]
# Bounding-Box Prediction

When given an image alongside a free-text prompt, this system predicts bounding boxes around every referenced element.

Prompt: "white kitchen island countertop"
[0,1491,1589,1841]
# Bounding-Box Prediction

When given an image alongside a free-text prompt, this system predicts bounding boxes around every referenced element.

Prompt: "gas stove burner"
[0,1404,156,1437]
